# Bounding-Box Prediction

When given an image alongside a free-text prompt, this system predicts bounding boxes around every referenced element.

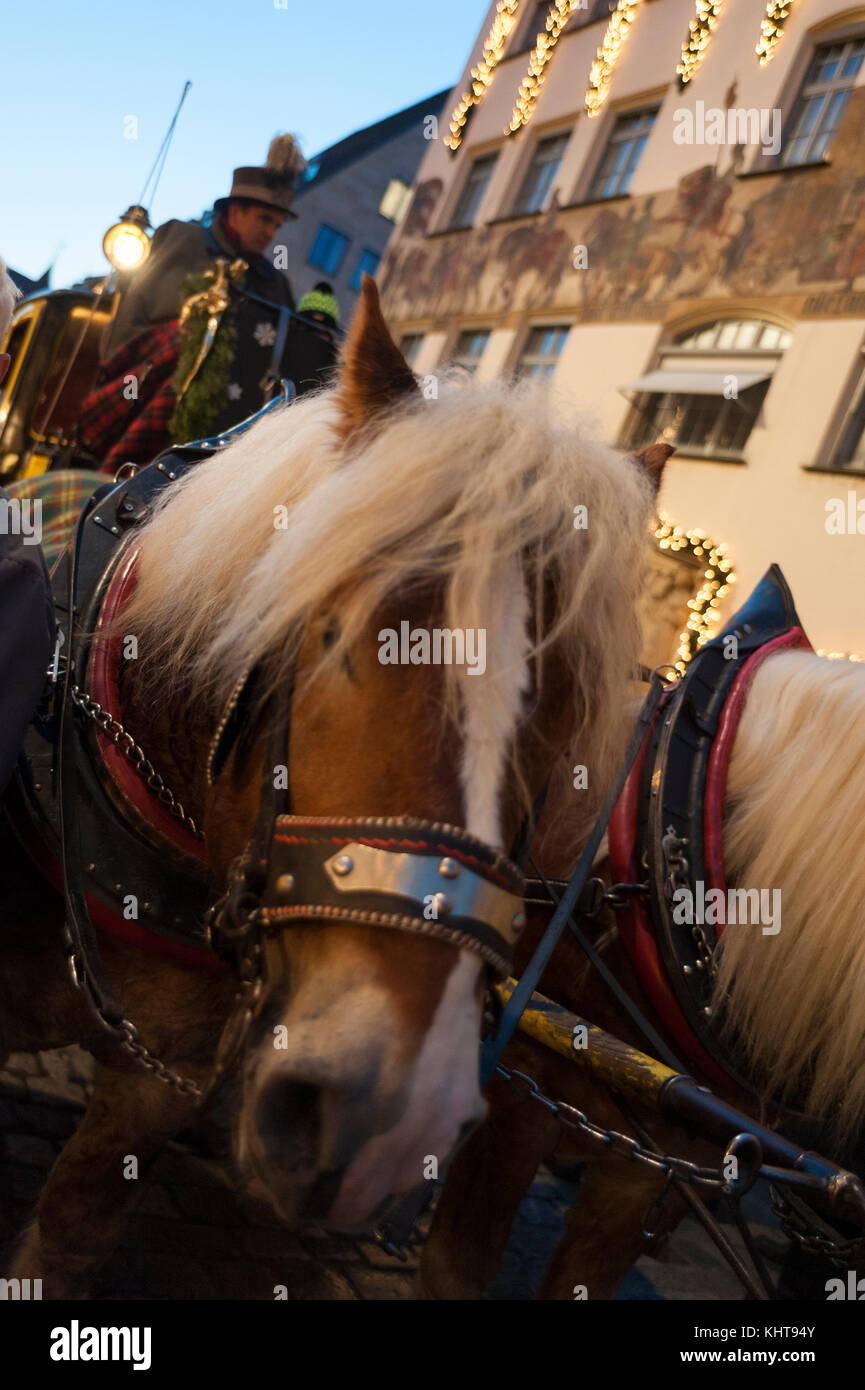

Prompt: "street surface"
[0,1045,796,1300]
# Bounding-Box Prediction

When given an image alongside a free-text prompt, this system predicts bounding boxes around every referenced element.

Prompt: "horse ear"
[628,441,675,493]
[334,274,418,445]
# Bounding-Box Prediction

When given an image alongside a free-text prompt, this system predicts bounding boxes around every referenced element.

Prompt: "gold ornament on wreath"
[177,257,247,399]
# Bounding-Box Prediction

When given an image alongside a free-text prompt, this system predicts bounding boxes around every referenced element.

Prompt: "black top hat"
[214,134,307,220]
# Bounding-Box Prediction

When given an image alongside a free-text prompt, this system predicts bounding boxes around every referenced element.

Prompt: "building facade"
[380,0,865,655]
[275,91,448,321]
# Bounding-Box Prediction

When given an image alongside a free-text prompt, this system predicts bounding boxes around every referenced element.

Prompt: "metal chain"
[116,1021,204,1098]
[495,1062,865,1269]
[494,1063,728,1187]
[770,1184,865,1267]
[63,685,223,1095]
[71,685,203,838]
[661,825,716,981]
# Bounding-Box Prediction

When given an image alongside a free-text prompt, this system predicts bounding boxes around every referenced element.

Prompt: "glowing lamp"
[103,205,153,272]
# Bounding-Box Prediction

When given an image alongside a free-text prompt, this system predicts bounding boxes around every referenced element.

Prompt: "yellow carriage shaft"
[496,978,865,1232]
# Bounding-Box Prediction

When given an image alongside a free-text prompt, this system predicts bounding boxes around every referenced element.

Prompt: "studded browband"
[255,814,527,978]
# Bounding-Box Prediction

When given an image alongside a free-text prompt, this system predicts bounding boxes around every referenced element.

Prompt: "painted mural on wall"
[380,90,865,325]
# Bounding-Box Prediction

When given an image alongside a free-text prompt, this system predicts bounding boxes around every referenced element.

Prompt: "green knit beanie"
[297,288,340,327]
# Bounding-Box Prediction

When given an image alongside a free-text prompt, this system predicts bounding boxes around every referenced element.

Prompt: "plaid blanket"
[3,470,106,568]
[77,321,180,473]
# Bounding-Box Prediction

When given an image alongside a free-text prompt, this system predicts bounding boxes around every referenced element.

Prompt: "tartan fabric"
[3,470,106,568]
[77,321,180,473]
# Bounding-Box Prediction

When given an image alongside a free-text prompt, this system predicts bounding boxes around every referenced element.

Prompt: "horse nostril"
[256,1078,322,1174]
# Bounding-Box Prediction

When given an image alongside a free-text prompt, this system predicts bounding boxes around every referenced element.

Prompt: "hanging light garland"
[756,1,797,66]
[677,0,726,87]
[654,515,736,671]
[586,1,645,118]
[445,0,523,151]
[508,1,581,134]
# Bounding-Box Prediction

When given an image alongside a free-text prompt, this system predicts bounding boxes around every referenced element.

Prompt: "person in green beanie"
[278,281,341,397]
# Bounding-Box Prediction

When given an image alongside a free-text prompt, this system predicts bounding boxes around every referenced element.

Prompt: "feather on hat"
[217,133,307,219]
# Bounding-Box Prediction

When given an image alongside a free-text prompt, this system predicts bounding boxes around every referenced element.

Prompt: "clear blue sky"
[1,0,487,285]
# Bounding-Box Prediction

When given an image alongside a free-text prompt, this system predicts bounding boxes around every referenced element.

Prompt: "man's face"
[225,202,285,258]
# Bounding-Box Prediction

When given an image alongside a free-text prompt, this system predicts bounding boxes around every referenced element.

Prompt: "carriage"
[2,274,864,1303]
[0,282,113,482]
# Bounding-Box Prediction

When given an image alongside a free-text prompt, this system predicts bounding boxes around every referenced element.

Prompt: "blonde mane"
[715,649,865,1139]
[124,375,655,841]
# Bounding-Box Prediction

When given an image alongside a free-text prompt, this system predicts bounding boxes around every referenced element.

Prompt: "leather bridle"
[15,405,529,1102]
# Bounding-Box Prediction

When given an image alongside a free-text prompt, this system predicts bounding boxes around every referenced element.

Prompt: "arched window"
[621,318,792,462]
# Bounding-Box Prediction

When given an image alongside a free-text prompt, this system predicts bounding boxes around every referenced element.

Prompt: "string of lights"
[756,1,797,66]
[677,0,726,87]
[445,0,523,152]
[586,0,645,118]
[508,1,580,134]
[654,515,736,671]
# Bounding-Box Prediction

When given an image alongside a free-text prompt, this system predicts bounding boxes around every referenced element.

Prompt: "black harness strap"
[58,503,127,1031]
[527,856,686,1074]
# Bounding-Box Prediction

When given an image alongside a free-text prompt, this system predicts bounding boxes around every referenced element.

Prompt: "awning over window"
[621,370,771,397]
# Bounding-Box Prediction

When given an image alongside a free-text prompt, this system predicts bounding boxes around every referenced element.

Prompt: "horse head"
[125,276,671,1231]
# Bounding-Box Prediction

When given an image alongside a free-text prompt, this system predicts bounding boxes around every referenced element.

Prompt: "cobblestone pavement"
[0,1045,797,1300]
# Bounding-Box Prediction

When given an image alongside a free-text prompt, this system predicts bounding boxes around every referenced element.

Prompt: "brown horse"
[421,644,865,1299]
[0,277,669,1297]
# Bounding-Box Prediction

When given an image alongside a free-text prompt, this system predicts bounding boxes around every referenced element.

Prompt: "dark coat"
[103,214,294,358]
[0,492,55,796]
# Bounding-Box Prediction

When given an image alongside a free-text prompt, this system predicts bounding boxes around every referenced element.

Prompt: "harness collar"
[609,564,812,1094]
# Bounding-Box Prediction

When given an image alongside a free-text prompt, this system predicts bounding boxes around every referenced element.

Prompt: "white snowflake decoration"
[253,321,278,348]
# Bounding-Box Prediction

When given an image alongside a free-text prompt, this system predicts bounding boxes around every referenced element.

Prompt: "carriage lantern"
[102,204,153,272]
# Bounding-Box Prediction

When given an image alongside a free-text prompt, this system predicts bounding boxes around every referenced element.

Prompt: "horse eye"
[322,619,339,650]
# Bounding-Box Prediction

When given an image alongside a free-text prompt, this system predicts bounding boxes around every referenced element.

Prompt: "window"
[622,319,791,461]
[626,386,770,458]
[308,224,350,276]
[450,154,498,228]
[589,107,658,200]
[830,359,865,470]
[450,329,490,373]
[350,249,381,291]
[781,37,865,166]
[676,320,793,351]
[379,178,411,222]
[517,325,570,378]
[513,133,571,215]
[400,332,424,366]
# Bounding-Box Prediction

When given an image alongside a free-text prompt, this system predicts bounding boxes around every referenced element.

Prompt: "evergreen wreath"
[169,269,238,444]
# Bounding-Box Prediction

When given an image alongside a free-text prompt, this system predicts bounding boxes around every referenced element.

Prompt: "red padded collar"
[89,545,208,862]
